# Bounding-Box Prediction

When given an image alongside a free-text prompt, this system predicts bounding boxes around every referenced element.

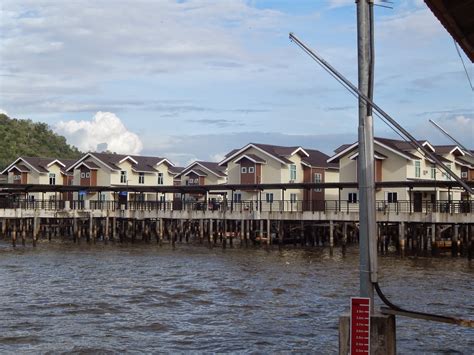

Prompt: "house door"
[119,192,128,209]
[413,192,422,212]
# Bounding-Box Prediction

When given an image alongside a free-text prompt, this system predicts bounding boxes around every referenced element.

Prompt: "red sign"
[350,297,370,354]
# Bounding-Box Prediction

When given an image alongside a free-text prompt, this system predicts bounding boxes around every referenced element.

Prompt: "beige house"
[1,157,76,200]
[219,143,339,210]
[175,161,227,202]
[327,138,471,211]
[66,152,176,202]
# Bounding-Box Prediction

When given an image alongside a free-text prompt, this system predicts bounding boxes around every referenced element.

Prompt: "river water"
[0,241,472,354]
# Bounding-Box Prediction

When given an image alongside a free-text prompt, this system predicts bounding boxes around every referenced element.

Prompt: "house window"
[266,193,273,203]
[157,172,163,185]
[49,173,56,185]
[80,172,85,178]
[241,167,247,173]
[290,193,297,202]
[120,171,127,183]
[138,172,145,184]
[446,164,452,180]
[314,172,322,192]
[85,172,90,178]
[415,161,421,178]
[248,166,255,173]
[431,164,436,179]
[348,192,357,203]
[290,164,296,180]
[234,193,242,203]
[387,192,398,203]
[159,195,166,202]
[461,171,468,179]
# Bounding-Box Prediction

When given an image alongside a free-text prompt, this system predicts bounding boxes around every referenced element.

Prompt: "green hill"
[0,113,82,170]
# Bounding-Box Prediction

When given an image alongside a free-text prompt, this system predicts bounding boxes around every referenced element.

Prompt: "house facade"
[1,157,76,200]
[219,143,339,210]
[66,152,176,202]
[175,161,227,203]
[327,138,471,210]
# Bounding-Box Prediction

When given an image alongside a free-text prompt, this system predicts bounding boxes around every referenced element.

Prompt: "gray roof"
[169,166,185,175]
[194,161,227,177]
[83,152,173,172]
[301,149,336,168]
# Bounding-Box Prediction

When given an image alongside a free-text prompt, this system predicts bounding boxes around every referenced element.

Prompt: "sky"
[1,0,472,166]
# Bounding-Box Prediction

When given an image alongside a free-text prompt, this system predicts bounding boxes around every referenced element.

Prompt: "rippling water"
[0,240,472,354]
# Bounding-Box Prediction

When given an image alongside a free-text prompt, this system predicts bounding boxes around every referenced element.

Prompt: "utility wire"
[292,35,447,172]
[454,39,474,91]
[289,32,473,194]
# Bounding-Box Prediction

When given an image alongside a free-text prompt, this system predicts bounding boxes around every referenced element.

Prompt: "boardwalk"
[0,181,472,257]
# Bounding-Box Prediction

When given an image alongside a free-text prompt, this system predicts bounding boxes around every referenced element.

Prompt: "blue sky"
[0,0,472,165]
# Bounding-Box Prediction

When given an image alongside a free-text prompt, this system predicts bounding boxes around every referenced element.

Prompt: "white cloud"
[0,108,8,116]
[210,153,226,163]
[55,111,143,154]
[326,0,353,9]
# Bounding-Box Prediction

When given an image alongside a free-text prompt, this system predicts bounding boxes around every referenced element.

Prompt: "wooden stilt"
[12,220,17,247]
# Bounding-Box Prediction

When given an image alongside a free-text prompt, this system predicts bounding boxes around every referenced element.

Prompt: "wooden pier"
[0,181,472,258]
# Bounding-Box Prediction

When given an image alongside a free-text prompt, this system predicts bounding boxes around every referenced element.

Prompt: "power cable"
[454,39,474,91]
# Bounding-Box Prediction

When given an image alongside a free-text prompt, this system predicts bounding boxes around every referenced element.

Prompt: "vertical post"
[89,214,93,243]
[105,215,110,242]
[21,219,26,246]
[278,220,284,248]
[329,220,334,249]
[159,218,163,245]
[12,220,17,247]
[399,222,406,257]
[356,0,376,309]
[33,216,39,246]
[113,217,117,241]
[209,219,214,247]
[223,219,227,249]
[199,219,204,244]
[267,219,271,246]
[452,224,459,257]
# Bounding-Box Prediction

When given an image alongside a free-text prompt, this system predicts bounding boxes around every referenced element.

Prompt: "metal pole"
[429,119,472,157]
[357,0,376,312]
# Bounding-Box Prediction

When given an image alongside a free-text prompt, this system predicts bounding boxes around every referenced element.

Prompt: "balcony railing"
[0,198,471,214]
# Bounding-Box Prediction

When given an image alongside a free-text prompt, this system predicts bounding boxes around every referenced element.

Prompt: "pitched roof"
[68,152,174,172]
[234,154,267,164]
[1,157,79,175]
[328,137,423,163]
[220,143,309,166]
[301,149,337,168]
[374,138,423,159]
[334,144,352,154]
[433,145,465,156]
[10,164,30,173]
[185,169,208,177]
[455,157,474,168]
[176,161,227,178]
[196,161,227,176]
[169,166,185,175]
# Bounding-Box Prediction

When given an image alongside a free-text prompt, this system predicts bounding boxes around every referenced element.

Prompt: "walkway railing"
[0,199,472,214]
